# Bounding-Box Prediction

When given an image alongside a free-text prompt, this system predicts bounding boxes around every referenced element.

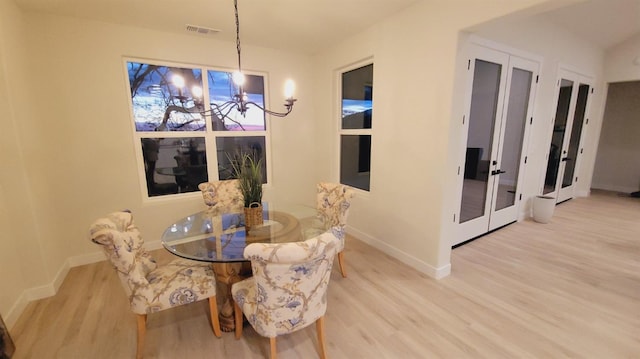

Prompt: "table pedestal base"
[211,262,252,332]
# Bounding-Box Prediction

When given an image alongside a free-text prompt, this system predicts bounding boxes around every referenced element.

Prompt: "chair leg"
[270,337,277,359]
[233,300,243,339]
[337,251,347,278]
[316,316,327,359]
[209,297,222,338]
[136,314,146,359]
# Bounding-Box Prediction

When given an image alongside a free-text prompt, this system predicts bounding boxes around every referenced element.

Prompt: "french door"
[455,45,538,245]
[542,69,592,203]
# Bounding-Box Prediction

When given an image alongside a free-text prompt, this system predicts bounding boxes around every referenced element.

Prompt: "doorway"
[455,44,539,245]
[542,69,593,203]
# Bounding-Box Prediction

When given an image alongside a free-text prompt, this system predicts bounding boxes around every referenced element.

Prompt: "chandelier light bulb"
[232,71,245,86]
[191,85,203,98]
[284,79,295,99]
[172,74,185,88]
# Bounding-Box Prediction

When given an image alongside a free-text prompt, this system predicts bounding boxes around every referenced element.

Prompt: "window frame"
[124,57,272,201]
[337,59,374,192]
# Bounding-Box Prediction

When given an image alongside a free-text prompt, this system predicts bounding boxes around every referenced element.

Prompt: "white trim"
[346,226,451,280]
[4,292,28,329]
[469,35,544,64]
[68,251,106,267]
[145,239,164,251]
[4,251,105,329]
[335,58,374,192]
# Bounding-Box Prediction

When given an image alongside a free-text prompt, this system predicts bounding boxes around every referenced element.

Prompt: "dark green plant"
[230,151,263,207]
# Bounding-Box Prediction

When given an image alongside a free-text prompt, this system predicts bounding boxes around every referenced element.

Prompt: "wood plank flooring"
[10,190,640,358]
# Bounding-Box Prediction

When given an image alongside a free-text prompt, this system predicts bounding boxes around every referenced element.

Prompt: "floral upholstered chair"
[231,229,341,359]
[316,182,354,277]
[89,211,221,359]
[198,179,243,209]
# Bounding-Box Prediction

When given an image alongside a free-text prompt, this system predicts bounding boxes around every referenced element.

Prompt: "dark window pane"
[208,70,266,131]
[216,136,267,182]
[544,79,573,194]
[340,135,370,191]
[128,62,205,132]
[459,59,501,223]
[562,83,589,188]
[143,137,207,197]
[495,67,532,211]
[342,64,373,129]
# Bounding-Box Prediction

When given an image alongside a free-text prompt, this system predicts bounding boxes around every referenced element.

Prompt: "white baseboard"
[5,292,29,329]
[591,184,638,194]
[68,251,106,267]
[6,250,108,329]
[346,226,451,279]
[145,240,164,251]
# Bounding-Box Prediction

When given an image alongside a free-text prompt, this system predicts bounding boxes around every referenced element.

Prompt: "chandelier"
[171,0,296,126]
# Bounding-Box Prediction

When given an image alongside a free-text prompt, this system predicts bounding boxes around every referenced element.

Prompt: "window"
[126,60,268,198]
[339,63,373,191]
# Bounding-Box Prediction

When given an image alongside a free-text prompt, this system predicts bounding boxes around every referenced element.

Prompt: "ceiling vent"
[185,24,221,36]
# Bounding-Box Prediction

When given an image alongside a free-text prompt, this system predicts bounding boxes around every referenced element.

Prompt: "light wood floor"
[10,190,640,358]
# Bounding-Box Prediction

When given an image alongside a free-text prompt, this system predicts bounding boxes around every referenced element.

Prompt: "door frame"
[541,66,594,203]
[488,55,539,231]
[454,42,540,245]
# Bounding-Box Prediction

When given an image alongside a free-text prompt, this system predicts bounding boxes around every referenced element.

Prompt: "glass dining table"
[161,202,327,331]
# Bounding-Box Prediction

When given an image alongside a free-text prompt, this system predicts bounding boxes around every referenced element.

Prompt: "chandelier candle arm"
[168,0,297,127]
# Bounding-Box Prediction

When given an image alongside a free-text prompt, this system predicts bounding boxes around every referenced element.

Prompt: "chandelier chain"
[234,0,242,75]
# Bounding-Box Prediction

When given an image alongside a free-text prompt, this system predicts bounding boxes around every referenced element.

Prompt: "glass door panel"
[459,59,501,223]
[562,83,589,188]
[494,68,532,211]
[543,79,573,194]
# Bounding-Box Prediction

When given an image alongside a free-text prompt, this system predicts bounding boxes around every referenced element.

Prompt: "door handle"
[561,157,572,162]
[491,169,506,176]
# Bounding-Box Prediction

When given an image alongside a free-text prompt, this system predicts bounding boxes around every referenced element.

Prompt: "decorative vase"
[532,195,556,223]
[244,202,264,232]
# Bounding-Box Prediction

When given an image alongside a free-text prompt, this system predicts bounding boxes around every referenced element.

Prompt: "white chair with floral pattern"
[89,211,221,359]
[231,229,341,359]
[198,179,243,209]
[316,182,354,277]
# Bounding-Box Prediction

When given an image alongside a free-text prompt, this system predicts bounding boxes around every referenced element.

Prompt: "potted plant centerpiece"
[230,151,264,230]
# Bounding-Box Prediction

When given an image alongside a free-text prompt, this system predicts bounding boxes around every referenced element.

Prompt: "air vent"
[185,24,221,36]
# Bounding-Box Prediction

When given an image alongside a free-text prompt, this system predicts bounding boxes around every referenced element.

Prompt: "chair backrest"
[316,182,355,227]
[89,211,157,298]
[198,180,243,209]
[242,230,341,337]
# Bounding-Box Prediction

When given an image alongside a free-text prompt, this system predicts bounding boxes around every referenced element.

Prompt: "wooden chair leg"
[233,300,243,339]
[337,251,347,278]
[316,316,327,359]
[270,337,277,359]
[209,297,222,338]
[136,314,146,359]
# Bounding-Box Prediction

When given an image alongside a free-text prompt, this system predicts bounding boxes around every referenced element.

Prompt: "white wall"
[0,0,50,326]
[1,8,317,325]
[314,0,554,278]
[3,0,593,326]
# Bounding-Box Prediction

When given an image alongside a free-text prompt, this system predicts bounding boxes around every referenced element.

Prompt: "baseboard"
[68,251,106,267]
[145,240,164,251]
[591,184,637,194]
[5,292,29,329]
[346,226,451,279]
[6,250,107,329]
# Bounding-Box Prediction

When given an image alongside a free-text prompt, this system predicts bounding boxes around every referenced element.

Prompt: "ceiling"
[13,0,640,54]
[13,0,422,54]
[539,0,640,50]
